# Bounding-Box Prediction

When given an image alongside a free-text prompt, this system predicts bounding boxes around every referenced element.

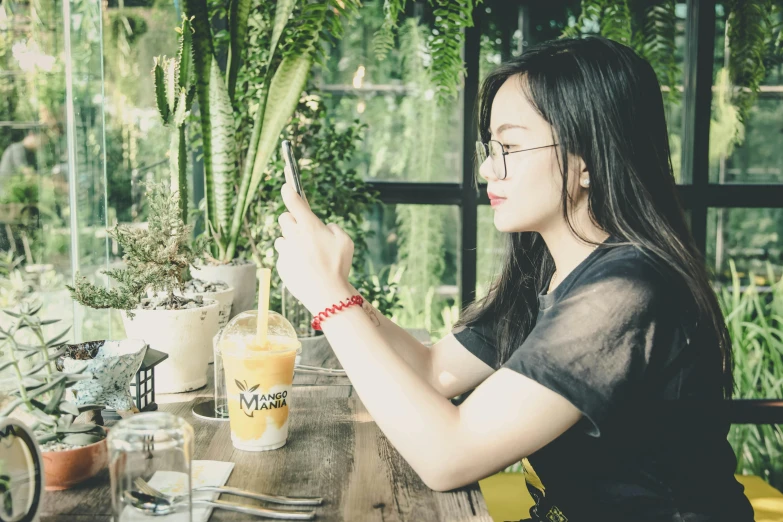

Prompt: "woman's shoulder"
[561,241,679,306]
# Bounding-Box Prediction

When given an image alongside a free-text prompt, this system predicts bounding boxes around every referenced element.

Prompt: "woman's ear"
[578,159,590,189]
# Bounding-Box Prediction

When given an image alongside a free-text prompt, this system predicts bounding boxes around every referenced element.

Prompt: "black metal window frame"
[366,0,783,309]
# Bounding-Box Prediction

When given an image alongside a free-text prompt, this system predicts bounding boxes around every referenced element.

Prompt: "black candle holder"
[131,347,169,412]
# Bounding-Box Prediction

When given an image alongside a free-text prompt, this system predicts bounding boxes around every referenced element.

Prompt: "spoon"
[125,490,316,519]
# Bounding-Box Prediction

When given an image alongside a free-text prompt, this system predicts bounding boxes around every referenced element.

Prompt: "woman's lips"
[488,192,506,207]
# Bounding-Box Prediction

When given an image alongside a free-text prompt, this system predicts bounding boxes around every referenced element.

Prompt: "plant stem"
[178,125,188,224]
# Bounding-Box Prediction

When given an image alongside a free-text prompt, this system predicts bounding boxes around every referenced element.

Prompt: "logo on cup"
[235,380,288,417]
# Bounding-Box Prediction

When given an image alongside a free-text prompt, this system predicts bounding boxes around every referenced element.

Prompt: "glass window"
[0,0,113,340]
[364,203,459,340]
[476,205,505,300]
[320,1,462,183]
[709,4,783,184]
[707,207,783,284]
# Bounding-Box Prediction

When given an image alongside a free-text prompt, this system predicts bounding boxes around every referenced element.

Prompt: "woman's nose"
[478,156,498,183]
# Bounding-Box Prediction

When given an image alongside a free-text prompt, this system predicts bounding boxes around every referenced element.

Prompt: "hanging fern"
[635,0,678,101]
[600,0,632,45]
[724,0,774,124]
[562,0,678,103]
[561,0,603,38]
[374,0,407,62]
[428,0,479,103]
[372,0,480,104]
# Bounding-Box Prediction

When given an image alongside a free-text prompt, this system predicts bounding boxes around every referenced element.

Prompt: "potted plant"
[68,183,219,393]
[182,0,361,318]
[0,301,107,491]
[151,17,235,340]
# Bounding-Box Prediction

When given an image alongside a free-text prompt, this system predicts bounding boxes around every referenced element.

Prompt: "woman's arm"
[368,303,495,398]
[314,280,582,491]
[274,184,581,491]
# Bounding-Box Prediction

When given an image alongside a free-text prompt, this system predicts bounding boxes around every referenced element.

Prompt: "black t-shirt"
[453,239,754,522]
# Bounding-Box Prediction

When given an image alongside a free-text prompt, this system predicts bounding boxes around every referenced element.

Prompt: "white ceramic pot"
[181,285,234,364]
[192,262,257,319]
[121,299,219,393]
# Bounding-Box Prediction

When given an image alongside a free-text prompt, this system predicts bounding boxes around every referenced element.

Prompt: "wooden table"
[41,333,491,521]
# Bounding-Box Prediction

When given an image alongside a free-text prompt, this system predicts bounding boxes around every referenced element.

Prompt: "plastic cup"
[219,311,301,451]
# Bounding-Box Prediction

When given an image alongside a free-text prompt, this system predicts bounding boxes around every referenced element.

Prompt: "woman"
[274,37,754,521]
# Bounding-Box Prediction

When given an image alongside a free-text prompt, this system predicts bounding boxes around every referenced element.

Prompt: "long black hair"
[456,36,733,398]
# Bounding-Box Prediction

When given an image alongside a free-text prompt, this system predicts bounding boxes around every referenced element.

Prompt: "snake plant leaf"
[184,0,214,228]
[244,55,312,218]
[61,433,102,446]
[209,56,237,234]
[226,0,252,101]
[270,0,296,62]
[152,57,170,124]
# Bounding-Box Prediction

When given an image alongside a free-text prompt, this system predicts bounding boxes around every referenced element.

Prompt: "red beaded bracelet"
[311,295,364,331]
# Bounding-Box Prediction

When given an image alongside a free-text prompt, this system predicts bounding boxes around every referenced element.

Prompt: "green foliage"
[0,302,105,446]
[719,261,783,490]
[67,184,208,313]
[188,0,362,262]
[373,0,481,104]
[152,16,196,223]
[724,0,775,125]
[242,92,400,322]
[374,0,406,62]
[562,0,679,102]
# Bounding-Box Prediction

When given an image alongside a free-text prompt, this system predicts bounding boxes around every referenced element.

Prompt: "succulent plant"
[0,301,105,447]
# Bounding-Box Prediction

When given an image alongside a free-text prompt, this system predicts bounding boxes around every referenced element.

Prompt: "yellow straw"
[256,268,271,348]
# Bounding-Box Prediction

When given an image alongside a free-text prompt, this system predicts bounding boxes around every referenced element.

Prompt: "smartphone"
[281,140,308,206]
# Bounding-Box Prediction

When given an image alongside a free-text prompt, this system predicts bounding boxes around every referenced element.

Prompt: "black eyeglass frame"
[476,139,559,180]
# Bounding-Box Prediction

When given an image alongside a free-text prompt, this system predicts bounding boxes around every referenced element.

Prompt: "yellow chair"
[479,472,783,522]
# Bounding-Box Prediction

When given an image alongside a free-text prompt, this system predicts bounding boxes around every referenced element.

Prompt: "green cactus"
[152,15,196,224]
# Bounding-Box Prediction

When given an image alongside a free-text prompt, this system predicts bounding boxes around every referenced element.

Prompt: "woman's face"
[480,76,587,234]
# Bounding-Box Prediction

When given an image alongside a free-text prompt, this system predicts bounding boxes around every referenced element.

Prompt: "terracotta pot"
[42,437,108,491]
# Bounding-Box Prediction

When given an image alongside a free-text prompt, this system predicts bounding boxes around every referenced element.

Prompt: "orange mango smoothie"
[220,334,300,451]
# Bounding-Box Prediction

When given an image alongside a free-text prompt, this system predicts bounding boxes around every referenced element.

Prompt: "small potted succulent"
[68,183,219,393]
[0,301,107,491]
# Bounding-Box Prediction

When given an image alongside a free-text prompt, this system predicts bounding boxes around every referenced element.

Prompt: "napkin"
[121,460,235,522]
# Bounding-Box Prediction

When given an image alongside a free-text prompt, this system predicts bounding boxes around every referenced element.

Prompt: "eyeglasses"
[475,139,559,180]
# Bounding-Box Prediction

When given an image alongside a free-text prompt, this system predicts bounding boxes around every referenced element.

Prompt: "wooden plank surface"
[40,387,490,521]
[40,330,489,521]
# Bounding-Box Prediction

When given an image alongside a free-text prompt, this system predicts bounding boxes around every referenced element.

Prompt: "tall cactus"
[152,16,196,224]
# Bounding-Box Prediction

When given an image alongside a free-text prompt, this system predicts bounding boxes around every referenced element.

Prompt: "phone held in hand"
[281,140,308,206]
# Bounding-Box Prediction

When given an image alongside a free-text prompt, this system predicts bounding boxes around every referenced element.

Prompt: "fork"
[294,364,346,375]
[133,478,317,519]
[135,477,323,506]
